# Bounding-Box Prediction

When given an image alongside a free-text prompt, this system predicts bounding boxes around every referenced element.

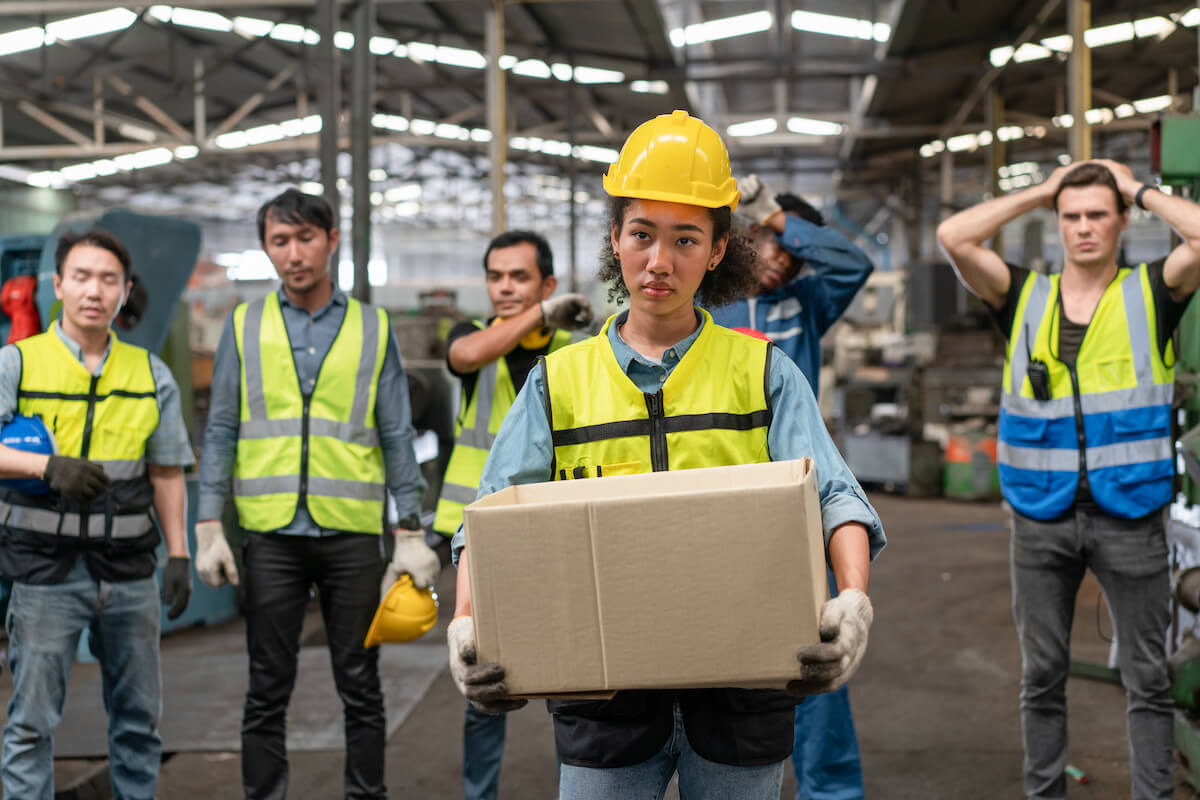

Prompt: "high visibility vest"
[433,322,572,535]
[544,309,771,478]
[232,293,389,534]
[998,265,1174,520]
[0,323,159,539]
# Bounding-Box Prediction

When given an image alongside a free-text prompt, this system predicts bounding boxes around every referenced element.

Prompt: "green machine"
[1159,114,1200,791]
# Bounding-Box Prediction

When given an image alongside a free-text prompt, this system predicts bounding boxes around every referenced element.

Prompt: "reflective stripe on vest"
[997,265,1173,520]
[233,293,389,533]
[544,309,771,478]
[5,324,159,538]
[432,324,573,535]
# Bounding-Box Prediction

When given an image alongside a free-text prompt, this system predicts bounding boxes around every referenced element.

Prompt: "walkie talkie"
[1024,325,1052,402]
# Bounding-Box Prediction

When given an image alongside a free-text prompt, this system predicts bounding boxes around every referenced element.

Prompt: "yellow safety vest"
[233,293,389,534]
[1,322,159,539]
[433,323,572,535]
[998,264,1174,519]
[544,309,771,478]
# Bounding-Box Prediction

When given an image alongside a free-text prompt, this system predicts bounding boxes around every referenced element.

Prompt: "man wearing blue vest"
[196,188,432,800]
[938,160,1200,800]
[712,176,874,800]
[434,230,593,800]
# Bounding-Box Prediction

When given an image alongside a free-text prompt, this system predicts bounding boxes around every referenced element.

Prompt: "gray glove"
[447,615,527,714]
[42,454,109,502]
[541,293,594,331]
[195,520,239,588]
[737,174,783,226]
[788,589,873,697]
[383,527,441,595]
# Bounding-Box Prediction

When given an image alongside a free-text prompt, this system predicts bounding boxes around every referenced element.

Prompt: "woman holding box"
[447,109,886,800]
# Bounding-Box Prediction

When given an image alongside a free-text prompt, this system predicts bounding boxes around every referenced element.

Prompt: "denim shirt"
[198,284,426,534]
[451,309,885,564]
[710,214,874,393]
[0,322,195,466]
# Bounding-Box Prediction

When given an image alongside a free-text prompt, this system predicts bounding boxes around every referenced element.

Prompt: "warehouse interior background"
[4,0,1200,797]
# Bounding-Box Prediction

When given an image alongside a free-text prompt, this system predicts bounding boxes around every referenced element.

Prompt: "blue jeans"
[558,701,785,800]
[464,702,507,800]
[1011,508,1172,800]
[792,688,864,800]
[2,558,162,800]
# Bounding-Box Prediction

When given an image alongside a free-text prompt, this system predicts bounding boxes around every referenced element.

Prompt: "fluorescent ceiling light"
[60,163,99,181]
[0,165,34,184]
[786,116,843,136]
[727,118,778,137]
[945,133,978,152]
[432,45,487,69]
[114,147,173,170]
[369,36,396,55]
[165,7,232,33]
[572,66,623,84]
[512,59,551,79]
[300,181,323,195]
[551,63,574,81]
[0,27,47,57]
[174,145,198,159]
[669,10,772,47]
[334,31,354,49]
[574,145,619,163]
[46,8,137,41]
[269,23,317,44]
[1084,21,1133,47]
[1114,103,1135,118]
[148,6,173,23]
[410,119,436,135]
[92,159,118,176]
[990,14,1183,66]
[373,113,409,132]
[470,128,492,142]
[233,16,273,38]
[1133,94,1172,113]
[631,80,670,94]
[369,168,387,182]
[435,123,469,140]
[385,184,421,202]
[791,10,890,42]
[1183,9,1200,26]
[498,55,517,69]
[28,171,67,189]
[996,125,1025,142]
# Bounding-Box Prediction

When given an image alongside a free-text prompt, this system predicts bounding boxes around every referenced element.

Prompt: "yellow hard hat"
[363,575,439,647]
[602,110,739,211]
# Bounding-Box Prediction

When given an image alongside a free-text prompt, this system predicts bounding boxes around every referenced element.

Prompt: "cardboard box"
[463,458,828,697]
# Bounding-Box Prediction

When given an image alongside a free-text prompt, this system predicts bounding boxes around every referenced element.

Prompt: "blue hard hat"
[0,415,56,495]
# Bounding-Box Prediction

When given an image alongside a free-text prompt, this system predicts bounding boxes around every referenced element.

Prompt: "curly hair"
[596,196,759,307]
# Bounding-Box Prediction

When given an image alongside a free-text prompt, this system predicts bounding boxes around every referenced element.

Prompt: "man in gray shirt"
[195,189,433,799]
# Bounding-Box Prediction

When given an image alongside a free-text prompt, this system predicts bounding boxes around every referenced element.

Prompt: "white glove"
[447,616,527,715]
[194,520,239,588]
[382,527,441,594]
[788,589,873,697]
[541,293,594,331]
[737,174,783,226]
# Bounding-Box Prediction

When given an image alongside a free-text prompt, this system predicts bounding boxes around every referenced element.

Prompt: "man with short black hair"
[938,159,1200,800]
[197,188,431,799]
[0,227,194,800]
[434,229,592,800]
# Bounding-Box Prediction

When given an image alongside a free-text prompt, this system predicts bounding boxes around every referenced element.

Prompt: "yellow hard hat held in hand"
[602,109,740,211]
[364,574,439,647]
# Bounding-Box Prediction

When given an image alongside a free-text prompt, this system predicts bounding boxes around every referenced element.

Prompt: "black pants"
[241,531,387,800]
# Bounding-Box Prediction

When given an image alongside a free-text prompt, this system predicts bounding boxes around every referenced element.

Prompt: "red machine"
[1,275,41,343]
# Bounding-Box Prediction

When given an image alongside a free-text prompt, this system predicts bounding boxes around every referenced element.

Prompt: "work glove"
[737,174,783,227]
[788,589,873,697]
[541,293,594,331]
[42,455,109,502]
[160,556,192,621]
[448,615,527,714]
[382,526,441,595]
[195,520,239,588]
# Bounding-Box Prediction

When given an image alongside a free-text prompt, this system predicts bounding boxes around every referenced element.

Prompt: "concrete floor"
[20,495,1200,797]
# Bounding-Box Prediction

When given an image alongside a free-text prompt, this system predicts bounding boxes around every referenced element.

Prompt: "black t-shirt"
[445,319,547,402]
[988,258,1194,509]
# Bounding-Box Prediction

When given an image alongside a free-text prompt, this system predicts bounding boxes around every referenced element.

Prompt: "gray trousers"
[1011,507,1173,799]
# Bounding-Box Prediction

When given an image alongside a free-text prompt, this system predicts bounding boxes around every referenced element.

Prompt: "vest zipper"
[79,374,100,458]
[644,391,668,472]
[299,393,311,505]
[1067,364,1087,481]
[78,374,100,538]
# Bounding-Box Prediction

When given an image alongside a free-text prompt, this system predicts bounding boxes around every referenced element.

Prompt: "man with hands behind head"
[197,188,430,800]
[433,229,592,800]
[0,228,195,800]
[938,159,1200,800]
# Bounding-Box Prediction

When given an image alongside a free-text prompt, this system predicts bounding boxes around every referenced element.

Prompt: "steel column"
[1067,0,1091,160]
[987,88,1005,257]
[486,0,507,235]
[351,0,375,302]
[193,57,206,145]
[315,0,341,224]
